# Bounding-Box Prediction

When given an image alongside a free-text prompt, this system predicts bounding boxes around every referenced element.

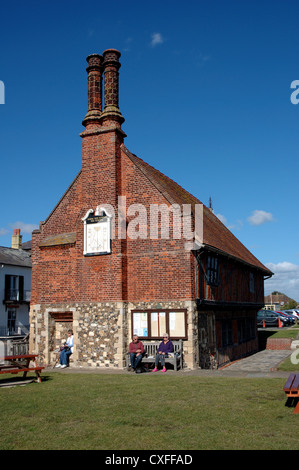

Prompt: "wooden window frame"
[50,311,73,322]
[207,255,219,286]
[221,319,233,347]
[249,272,255,293]
[131,309,188,340]
[237,317,255,343]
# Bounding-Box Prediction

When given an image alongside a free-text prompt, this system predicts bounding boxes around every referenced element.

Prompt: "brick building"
[29,49,272,369]
[0,229,31,336]
[264,293,297,310]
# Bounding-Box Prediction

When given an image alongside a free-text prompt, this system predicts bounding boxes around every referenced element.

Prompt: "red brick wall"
[30,129,195,306]
[266,338,292,350]
[120,149,194,301]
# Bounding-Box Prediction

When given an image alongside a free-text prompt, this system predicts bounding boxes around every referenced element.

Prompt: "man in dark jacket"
[129,335,145,371]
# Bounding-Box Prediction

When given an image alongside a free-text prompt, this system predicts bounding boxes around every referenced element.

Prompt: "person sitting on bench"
[129,335,145,371]
[56,330,74,369]
[152,333,174,373]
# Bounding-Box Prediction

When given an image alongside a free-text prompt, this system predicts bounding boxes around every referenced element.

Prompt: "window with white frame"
[5,275,24,301]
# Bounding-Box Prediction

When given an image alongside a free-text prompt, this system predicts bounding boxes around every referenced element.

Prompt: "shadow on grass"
[0,374,52,387]
[284,396,299,412]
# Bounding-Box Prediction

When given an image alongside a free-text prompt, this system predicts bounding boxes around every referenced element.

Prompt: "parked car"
[283,309,299,320]
[275,311,295,324]
[257,310,288,327]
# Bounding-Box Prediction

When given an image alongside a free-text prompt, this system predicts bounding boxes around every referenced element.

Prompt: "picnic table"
[283,373,299,414]
[0,354,44,383]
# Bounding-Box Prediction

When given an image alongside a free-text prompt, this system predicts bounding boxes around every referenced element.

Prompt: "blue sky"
[0,0,298,301]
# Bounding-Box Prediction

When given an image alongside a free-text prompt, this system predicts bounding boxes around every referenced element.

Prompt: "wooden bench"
[126,340,183,371]
[0,354,44,383]
[283,373,299,414]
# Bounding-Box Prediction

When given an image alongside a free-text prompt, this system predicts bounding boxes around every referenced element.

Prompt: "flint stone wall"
[29,302,127,368]
[29,300,199,369]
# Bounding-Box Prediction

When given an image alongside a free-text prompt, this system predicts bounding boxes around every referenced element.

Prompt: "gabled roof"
[264,293,295,304]
[22,240,32,251]
[0,246,32,268]
[121,144,272,275]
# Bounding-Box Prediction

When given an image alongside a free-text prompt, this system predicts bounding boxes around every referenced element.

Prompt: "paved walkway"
[198,349,293,378]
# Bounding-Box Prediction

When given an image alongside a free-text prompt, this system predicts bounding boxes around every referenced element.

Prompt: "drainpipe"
[194,246,205,302]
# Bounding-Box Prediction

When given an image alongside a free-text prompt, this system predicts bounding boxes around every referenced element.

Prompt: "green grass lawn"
[258,327,299,371]
[258,326,299,343]
[278,356,299,372]
[0,372,298,450]
[270,327,299,339]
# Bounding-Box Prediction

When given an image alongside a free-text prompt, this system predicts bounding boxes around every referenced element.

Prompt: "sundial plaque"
[82,208,112,256]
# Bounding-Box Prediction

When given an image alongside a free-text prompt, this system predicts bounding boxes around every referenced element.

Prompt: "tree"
[280,300,297,310]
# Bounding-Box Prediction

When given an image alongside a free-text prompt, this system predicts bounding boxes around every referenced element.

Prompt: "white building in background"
[0,229,31,336]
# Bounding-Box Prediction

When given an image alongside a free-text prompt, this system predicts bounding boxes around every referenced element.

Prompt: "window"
[238,317,255,343]
[207,255,219,286]
[221,319,233,347]
[131,309,187,339]
[5,275,24,301]
[133,312,148,337]
[7,309,16,334]
[249,272,255,293]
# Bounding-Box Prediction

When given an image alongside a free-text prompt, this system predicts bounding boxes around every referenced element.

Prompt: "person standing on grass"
[152,333,174,373]
[129,335,145,371]
[56,330,74,369]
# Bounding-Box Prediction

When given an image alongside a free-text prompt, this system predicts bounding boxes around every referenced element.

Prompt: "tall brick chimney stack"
[100,49,124,127]
[79,49,126,300]
[80,49,126,212]
[82,54,103,128]
[11,229,22,250]
[82,49,124,130]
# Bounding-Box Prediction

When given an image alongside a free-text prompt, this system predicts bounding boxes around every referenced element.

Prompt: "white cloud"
[215,213,228,225]
[247,210,273,226]
[267,262,299,273]
[150,32,164,47]
[265,261,299,302]
[216,213,243,230]
[9,221,39,234]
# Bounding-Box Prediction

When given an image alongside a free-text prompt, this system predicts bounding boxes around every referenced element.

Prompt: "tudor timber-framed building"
[29,49,272,369]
